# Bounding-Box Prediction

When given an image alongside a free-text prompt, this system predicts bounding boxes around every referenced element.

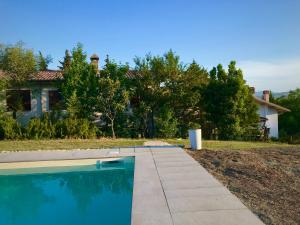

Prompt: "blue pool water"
[0,157,135,225]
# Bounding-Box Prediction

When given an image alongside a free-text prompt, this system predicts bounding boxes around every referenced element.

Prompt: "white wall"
[14,86,58,126]
[258,104,279,138]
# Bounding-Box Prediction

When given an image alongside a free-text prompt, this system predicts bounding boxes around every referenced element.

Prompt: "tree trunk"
[150,109,155,138]
[13,111,17,119]
[111,119,116,139]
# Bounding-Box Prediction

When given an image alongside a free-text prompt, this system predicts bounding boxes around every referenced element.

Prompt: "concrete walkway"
[0,146,264,225]
[144,140,171,146]
[131,146,264,225]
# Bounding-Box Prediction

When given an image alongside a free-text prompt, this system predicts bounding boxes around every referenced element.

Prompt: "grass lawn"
[0,138,297,152]
[0,138,146,152]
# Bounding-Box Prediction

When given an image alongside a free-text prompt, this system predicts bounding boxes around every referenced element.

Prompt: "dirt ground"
[188,147,300,225]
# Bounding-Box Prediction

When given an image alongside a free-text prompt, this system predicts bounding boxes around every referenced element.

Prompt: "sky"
[0,0,300,92]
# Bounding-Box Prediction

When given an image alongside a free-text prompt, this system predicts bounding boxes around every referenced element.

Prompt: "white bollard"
[188,129,202,150]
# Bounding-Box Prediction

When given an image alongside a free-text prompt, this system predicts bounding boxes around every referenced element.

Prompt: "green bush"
[0,116,23,140]
[55,117,96,139]
[26,113,55,139]
[155,108,178,138]
[279,130,300,144]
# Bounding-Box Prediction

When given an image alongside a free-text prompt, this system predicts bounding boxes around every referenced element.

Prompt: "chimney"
[90,54,99,72]
[262,90,270,102]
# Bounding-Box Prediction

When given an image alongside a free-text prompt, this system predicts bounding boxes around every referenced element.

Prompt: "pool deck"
[0,146,264,225]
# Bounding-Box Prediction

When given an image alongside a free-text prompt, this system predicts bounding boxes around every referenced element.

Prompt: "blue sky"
[1,0,300,91]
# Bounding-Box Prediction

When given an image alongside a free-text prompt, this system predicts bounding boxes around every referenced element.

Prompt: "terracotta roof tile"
[31,70,63,81]
[0,70,63,81]
[0,69,139,81]
[126,70,141,78]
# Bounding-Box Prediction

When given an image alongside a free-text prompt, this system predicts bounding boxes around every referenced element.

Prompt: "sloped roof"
[253,95,290,113]
[0,70,63,81]
[126,70,141,78]
[31,70,63,81]
[0,69,138,81]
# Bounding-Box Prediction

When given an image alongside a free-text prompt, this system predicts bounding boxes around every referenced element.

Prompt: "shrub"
[155,108,178,138]
[55,117,96,139]
[26,113,55,139]
[0,116,23,140]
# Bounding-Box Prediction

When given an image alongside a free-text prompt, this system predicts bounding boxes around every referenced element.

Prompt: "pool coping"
[0,146,265,225]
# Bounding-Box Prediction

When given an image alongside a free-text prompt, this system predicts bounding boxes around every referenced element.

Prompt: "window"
[49,90,62,110]
[6,90,31,111]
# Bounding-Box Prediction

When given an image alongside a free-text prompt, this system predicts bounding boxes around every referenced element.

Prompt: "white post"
[188,129,202,150]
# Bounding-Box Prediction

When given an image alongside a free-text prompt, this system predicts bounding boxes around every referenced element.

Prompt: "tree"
[203,61,259,139]
[0,42,37,87]
[269,91,276,103]
[0,78,7,115]
[130,50,209,138]
[275,89,300,141]
[96,58,129,138]
[130,51,180,137]
[60,44,98,119]
[171,60,209,137]
[0,42,37,117]
[155,107,178,138]
[58,50,71,71]
[37,51,52,71]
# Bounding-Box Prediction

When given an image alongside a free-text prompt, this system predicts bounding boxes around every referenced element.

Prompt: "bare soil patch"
[188,147,300,225]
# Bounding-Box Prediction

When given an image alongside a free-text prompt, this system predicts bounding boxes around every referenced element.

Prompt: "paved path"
[131,146,264,225]
[144,140,171,146]
[0,146,264,225]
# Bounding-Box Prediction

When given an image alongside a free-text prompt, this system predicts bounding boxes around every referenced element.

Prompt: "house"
[0,54,290,138]
[0,69,63,126]
[254,90,290,138]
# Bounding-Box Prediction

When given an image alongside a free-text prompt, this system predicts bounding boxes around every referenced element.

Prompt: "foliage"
[0,42,37,87]
[269,90,276,103]
[0,44,265,141]
[60,44,98,118]
[155,107,178,138]
[274,89,300,142]
[26,113,55,139]
[0,78,7,114]
[0,115,23,140]
[0,42,37,117]
[203,61,259,140]
[55,117,96,139]
[172,60,209,137]
[113,112,135,138]
[130,51,209,138]
[36,51,52,71]
[96,57,129,138]
[130,51,179,137]
[58,50,71,71]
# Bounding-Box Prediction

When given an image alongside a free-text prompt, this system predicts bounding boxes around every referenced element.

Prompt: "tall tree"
[0,78,7,115]
[130,51,184,137]
[0,42,37,117]
[37,51,52,71]
[96,57,129,138]
[60,44,98,118]
[58,50,71,70]
[275,89,300,140]
[171,60,209,137]
[0,42,37,87]
[203,61,259,139]
[130,50,209,138]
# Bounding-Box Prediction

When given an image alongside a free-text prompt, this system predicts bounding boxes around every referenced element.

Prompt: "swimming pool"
[0,157,135,225]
